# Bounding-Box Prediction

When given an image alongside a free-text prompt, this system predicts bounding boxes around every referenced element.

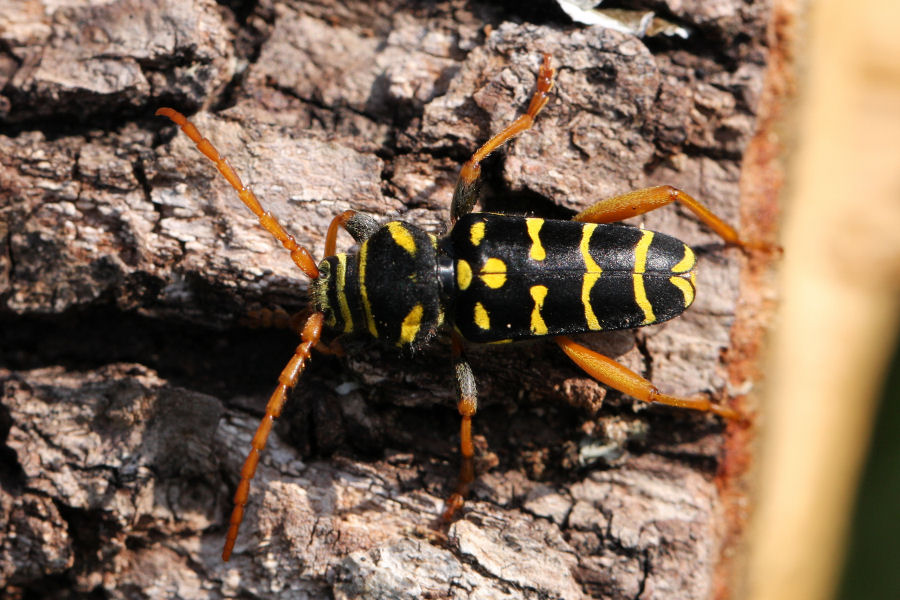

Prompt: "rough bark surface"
[0,1,774,599]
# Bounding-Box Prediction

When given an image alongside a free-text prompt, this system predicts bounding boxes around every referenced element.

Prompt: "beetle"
[156,54,752,561]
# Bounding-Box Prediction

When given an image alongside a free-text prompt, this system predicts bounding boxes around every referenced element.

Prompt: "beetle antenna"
[156,108,320,280]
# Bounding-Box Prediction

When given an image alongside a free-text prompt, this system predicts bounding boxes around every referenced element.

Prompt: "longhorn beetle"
[157,54,753,561]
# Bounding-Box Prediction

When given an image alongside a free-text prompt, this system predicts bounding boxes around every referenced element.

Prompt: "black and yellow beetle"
[156,54,752,561]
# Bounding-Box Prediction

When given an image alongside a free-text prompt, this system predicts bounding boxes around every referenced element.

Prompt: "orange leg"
[451,53,556,222]
[442,333,478,521]
[325,209,381,252]
[156,107,320,279]
[241,306,294,330]
[574,185,752,249]
[324,209,357,257]
[223,312,325,561]
[556,335,739,419]
[314,338,345,357]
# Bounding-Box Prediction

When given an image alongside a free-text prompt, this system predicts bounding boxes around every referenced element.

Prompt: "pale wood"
[745,2,900,599]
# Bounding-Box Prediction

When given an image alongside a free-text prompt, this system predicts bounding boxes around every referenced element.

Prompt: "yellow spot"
[526,218,546,261]
[358,241,378,337]
[581,272,602,330]
[457,260,473,290]
[633,274,656,325]
[670,275,695,307]
[336,253,354,333]
[474,302,491,330]
[480,257,507,289]
[470,221,486,246]
[671,244,695,273]
[634,230,655,274]
[387,222,417,255]
[397,304,424,346]
[580,224,602,273]
[530,285,549,335]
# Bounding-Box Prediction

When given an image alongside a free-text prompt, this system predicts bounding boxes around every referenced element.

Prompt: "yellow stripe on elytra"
[358,241,378,337]
[580,224,603,272]
[529,285,549,335]
[457,259,473,290]
[526,218,546,261]
[474,302,490,330]
[387,222,417,256]
[581,272,602,330]
[669,275,695,308]
[480,257,507,289]
[634,230,656,324]
[671,244,695,273]
[470,221,485,246]
[397,304,424,346]
[633,275,656,325]
[335,253,353,333]
[634,230,654,274]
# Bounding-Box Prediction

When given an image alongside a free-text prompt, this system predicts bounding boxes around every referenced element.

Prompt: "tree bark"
[0,1,778,598]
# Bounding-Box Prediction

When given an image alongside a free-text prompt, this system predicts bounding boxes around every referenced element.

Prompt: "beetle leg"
[240,306,295,330]
[324,210,357,257]
[222,312,325,561]
[156,108,320,279]
[314,338,345,356]
[324,210,381,256]
[556,335,739,419]
[241,308,317,341]
[573,185,754,249]
[451,53,555,223]
[442,333,479,521]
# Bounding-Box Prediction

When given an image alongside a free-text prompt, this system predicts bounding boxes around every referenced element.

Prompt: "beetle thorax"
[311,221,444,348]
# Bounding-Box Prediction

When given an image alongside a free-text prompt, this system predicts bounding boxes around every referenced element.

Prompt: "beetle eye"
[317,260,330,281]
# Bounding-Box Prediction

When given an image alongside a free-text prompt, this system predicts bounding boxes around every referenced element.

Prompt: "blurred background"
[746,1,900,599]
